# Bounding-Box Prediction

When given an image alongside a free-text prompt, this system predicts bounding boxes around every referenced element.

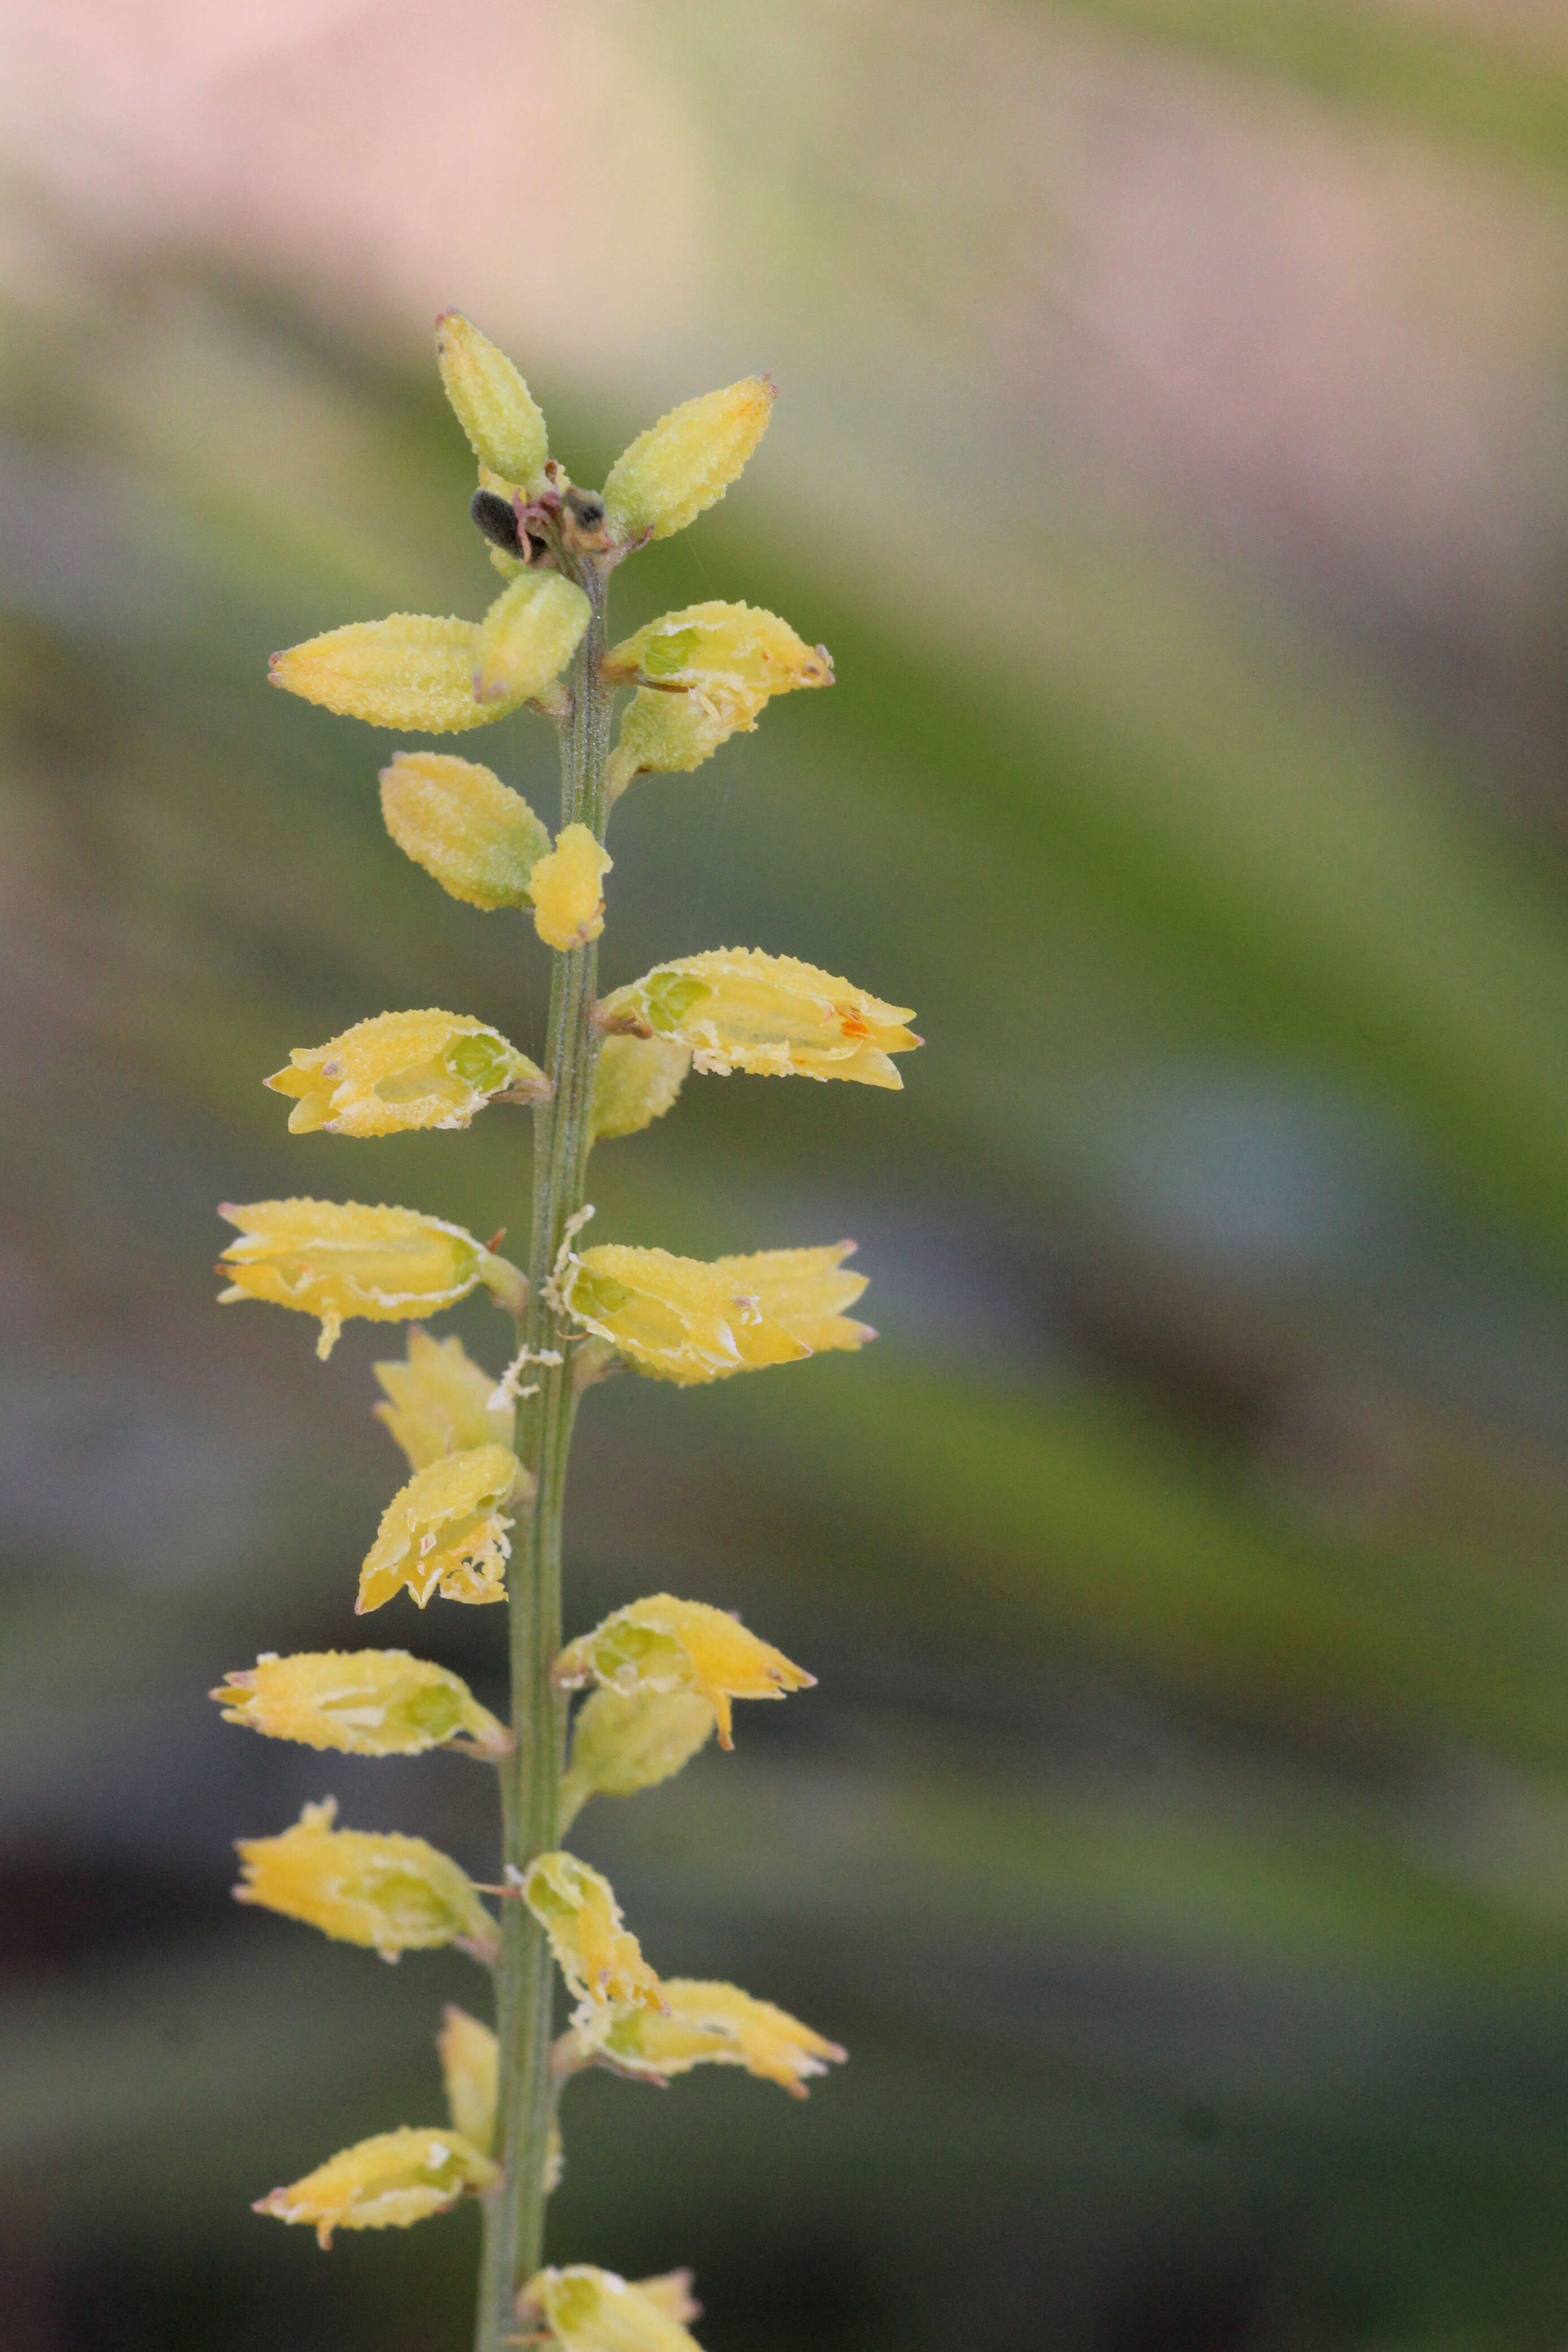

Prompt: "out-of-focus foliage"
[11,3,1568,2347]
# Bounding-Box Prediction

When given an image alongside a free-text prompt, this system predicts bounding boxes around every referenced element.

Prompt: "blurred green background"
[11,2,1568,2346]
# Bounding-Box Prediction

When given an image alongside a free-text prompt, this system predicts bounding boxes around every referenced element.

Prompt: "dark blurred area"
[11,3,1568,2347]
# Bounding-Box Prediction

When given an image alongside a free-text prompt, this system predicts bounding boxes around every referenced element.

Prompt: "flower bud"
[560,1242,871,1385]
[373,1328,511,1470]
[603,376,774,543]
[217,1199,500,1360]
[234,1797,497,1961]
[212,1649,507,1757]
[270,615,529,733]
[266,1009,546,1138]
[530,824,611,952]
[522,1852,665,2012]
[607,602,831,707]
[255,2124,496,2248]
[437,2005,498,2151]
[585,1979,846,2097]
[589,1033,691,1143]
[556,1595,812,1751]
[599,950,918,1091]
[524,2267,703,2352]
[472,572,591,704]
[435,311,549,493]
[559,1688,715,1828]
[380,751,550,911]
[606,684,764,801]
[357,1443,527,1613]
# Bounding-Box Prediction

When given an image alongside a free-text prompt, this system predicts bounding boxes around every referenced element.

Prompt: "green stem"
[474,562,611,2352]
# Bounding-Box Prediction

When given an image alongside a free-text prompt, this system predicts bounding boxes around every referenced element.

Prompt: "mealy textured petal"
[357,1445,526,1613]
[437,2005,498,2152]
[522,1852,665,2011]
[266,1009,545,1136]
[216,1199,491,1359]
[380,751,550,910]
[435,311,549,491]
[525,2266,704,2352]
[559,1688,715,1828]
[255,2124,495,2248]
[606,683,764,801]
[599,949,917,1090]
[585,1979,846,2097]
[270,615,528,732]
[472,573,590,705]
[560,1242,870,1386]
[530,825,611,952]
[606,602,831,704]
[234,1798,496,1961]
[603,376,774,543]
[373,1328,511,1470]
[556,1595,812,1750]
[212,1650,506,1757]
[589,1034,691,1142]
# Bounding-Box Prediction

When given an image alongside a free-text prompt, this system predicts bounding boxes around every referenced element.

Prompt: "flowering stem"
[474,559,610,2352]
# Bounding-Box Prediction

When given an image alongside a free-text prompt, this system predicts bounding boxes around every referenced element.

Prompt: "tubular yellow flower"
[556,1595,813,1752]
[255,2125,496,2249]
[373,1327,511,1470]
[606,683,765,802]
[438,2005,498,2151]
[599,949,918,1090]
[356,1444,526,1613]
[265,1009,547,1137]
[435,310,549,494]
[587,1979,846,2098]
[560,1242,872,1384]
[530,824,611,952]
[212,1649,507,1757]
[525,2266,704,2352]
[233,1797,497,1962]
[472,573,591,705]
[379,751,550,910]
[606,602,832,709]
[270,615,530,733]
[603,376,775,544]
[217,1199,505,1360]
[589,1033,691,1142]
[522,1852,665,2012]
[559,1687,716,1829]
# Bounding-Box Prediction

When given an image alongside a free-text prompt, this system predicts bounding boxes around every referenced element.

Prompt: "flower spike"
[380,751,550,909]
[255,2125,496,2248]
[271,614,532,733]
[556,1595,813,1751]
[212,1650,507,1757]
[234,1798,497,1962]
[599,950,918,1090]
[266,1010,546,1137]
[357,1444,527,1613]
[522,2265,704,2352]
[435,311,550,495]
[522,1852,665,2012]
[560,1241,872,1384]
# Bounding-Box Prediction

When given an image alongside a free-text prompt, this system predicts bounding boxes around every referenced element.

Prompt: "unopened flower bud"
[373,1328,511,1470]
[380,750,550,910]
[271,615,529,733]
[255,2124,496,2248]
[559,1688,715,1828]
[522,1852,665,2012]
[556,1595,812,1751]
[437,2005,498,2151]
[589,1033,691,1142]
[606,602,831,708]
[607,684,764,800]
[357,1444,528,1613]
[603,376,774,543]
[472,572,590,704]
[234,1797,497,1962]
[599,951,918,1091]
[212,1649,507,1757]
[524,2266,703,2352]
[436,311,550,494]
[583,1978,845,2097]
[530,824,611,952]
[560,1242,871,1386]
[217,1198,501,1359]
[266,1009,546,1138]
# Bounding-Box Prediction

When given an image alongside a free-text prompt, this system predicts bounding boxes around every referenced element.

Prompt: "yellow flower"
[556,1595,812,1752]
[472,572,591,704]
[633,2276,700,2327]
[560,1242,872,1385]
[265,1009,546,1138]
[599,949,918,1091]
[606,602,832,711]
[524,2266,703,2352]
[216,1198,506,1360]
[437,2005,498,2151]
[522,1852,665,2011]
[606,683,765,801]
[212,1649,507,1757]
[559,1687,716,1828]
[373,1327,511,1471]
[530,824,611,951]
[603,376,775,545]
[589,1033,691,1143]
[435,311,549,495]
[270,615,530,733]
[233,1798,497,1962]
[254,2125,496,2249]
[586,1979,846,2098]
[379,751,550,910]
[356,1444,526,1613]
